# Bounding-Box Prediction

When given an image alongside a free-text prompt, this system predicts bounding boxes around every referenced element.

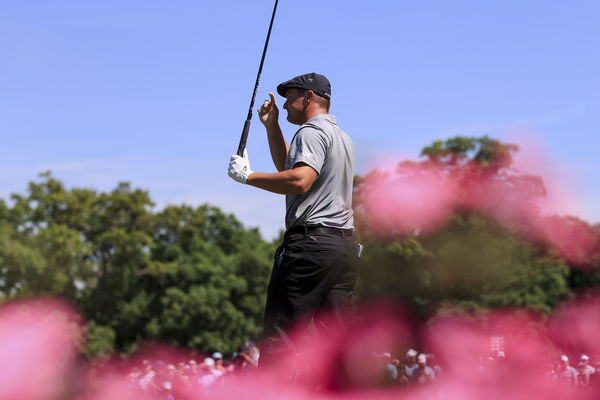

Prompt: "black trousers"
[260,227,358,365]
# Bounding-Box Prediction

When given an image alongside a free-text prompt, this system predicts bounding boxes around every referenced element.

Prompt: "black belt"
[286,225,354,238]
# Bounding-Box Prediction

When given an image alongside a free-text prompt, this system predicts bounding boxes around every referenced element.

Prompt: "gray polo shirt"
[285,114,355,230]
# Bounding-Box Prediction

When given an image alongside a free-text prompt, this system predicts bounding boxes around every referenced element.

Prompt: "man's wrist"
[265,121,281,132]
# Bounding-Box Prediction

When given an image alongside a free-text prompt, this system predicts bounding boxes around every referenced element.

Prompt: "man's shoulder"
[298,114,352,147]
[293,120,332,146]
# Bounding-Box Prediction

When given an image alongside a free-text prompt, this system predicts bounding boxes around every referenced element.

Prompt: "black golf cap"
[276,72,331,100]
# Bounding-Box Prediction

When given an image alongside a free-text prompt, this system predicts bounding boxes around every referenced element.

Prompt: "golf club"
[236,0,279,157]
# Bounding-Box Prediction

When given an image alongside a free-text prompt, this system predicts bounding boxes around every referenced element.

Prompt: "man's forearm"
[246,168,313,195]
[265,123,289,171]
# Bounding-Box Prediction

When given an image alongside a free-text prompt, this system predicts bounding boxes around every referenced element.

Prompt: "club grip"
[237,119,251,156]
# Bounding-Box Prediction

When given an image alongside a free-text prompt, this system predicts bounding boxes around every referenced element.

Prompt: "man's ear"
[304,90,314,105]
[302,89,315,110]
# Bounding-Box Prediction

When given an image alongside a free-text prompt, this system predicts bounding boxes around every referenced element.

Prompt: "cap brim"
[276,83,287,97]
[277,83,302,97]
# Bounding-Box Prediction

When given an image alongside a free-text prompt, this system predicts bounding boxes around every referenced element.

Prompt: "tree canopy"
[0,173,276,356]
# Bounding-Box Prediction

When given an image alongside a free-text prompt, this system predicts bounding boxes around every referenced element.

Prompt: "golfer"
[228,72,357,365]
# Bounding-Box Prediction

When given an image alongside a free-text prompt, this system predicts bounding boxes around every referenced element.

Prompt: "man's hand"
[258,92,279,128]
[228,149,254,184]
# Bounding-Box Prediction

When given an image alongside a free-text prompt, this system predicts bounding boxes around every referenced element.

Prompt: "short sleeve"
[287,126,329,174]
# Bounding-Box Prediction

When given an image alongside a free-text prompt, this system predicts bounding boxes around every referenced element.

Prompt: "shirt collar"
[305,113,336,125]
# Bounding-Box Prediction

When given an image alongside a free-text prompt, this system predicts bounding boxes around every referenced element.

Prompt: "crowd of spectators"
[126,341,260,398]
[125,341,598,398]
[374,348,442,386]
[547,353,598,389]
[359,347,600,390]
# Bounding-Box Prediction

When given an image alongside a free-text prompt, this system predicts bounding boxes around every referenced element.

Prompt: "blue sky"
[1,1,598,240]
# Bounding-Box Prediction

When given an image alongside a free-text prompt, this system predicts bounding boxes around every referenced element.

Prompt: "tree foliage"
[356,211,572,317]
[0,173,275,356]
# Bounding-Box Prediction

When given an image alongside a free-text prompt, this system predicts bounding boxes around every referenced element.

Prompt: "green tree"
[0,173,274,356]
[357,212,571,317]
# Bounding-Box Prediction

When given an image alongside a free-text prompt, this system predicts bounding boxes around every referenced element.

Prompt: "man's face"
[283,88,307,125]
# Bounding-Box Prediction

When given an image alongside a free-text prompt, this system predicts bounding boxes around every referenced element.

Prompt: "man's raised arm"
[258,92,289,171]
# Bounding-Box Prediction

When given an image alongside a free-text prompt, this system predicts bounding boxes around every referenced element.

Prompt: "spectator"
[186,359,199,376]
[578,354,596,388]
[396,363,411,387]
[235,342,260,369]
[212,352,226,373]
[197,357,220,387]
[390,357,401,375]
[557,354,579,388]
[414,353,436,385]
[403,349,418,381]
[381,352,398,384]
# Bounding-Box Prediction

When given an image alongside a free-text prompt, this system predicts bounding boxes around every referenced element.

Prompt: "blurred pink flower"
[0,298,81,400]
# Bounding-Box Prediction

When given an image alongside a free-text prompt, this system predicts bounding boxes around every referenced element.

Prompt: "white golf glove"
[228,149,254,184]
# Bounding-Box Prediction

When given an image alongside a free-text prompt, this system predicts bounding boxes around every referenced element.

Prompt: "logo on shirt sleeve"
[295,142,313,159]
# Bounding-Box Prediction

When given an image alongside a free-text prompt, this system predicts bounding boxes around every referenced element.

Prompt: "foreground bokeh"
[2,297,600,399]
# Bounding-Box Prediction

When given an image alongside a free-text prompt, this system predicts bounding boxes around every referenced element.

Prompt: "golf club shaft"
[236,0,279,156]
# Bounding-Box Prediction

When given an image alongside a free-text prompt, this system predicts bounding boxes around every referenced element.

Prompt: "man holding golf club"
[228,72,358,366]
